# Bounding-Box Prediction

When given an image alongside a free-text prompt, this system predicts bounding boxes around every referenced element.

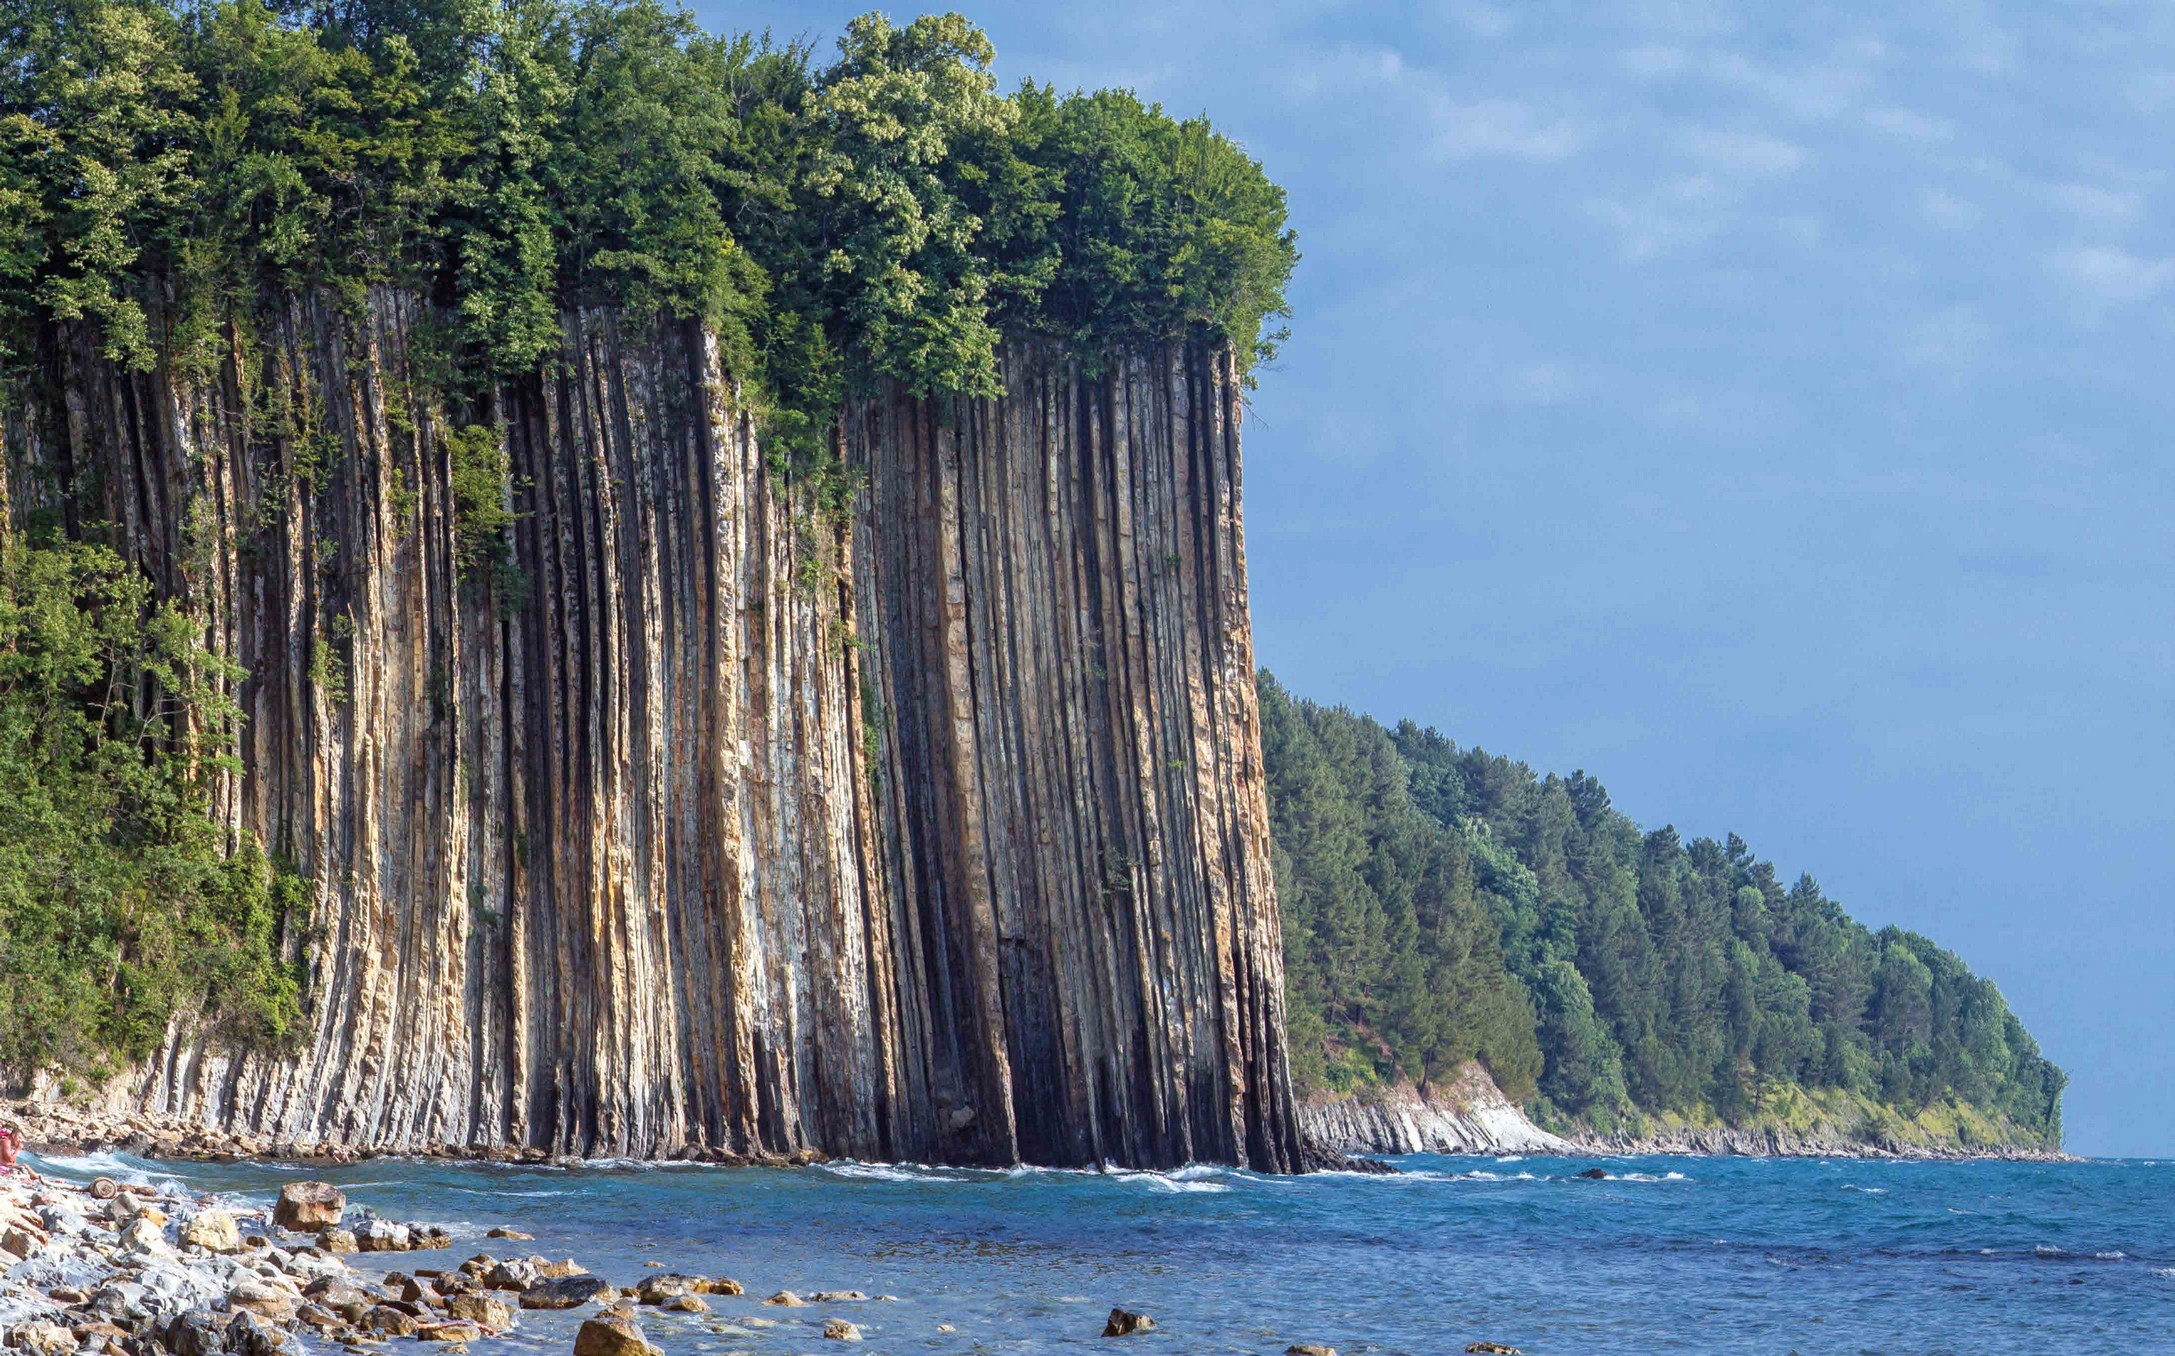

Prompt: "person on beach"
[0,1125,30,1176]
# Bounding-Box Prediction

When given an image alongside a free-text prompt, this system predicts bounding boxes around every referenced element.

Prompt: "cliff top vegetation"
[1,0,1297,448]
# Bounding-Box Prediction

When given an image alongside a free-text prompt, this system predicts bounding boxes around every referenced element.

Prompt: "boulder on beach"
[823,1318,863,1341]
[316,1226,358,1253]
[762,1291,808,1307]
[178,1210,242,1254]
[488,1227,534,1241]
[520,1275,618,1310]
[658,1294,707,1313]
[572,1314,654,1356]
[1102,1308,1156,1337]
[162,1311,231,1356]
[362,1305,422,1337]
[1288,1346,1338,1356]
[446,1293,515,1330]
[1466,1344,1523,1355]
[272,1182,345,1232]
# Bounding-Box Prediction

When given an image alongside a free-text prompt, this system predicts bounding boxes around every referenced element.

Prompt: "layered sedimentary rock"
[0,296,1298,1171]
[1296,1063,1568,1157]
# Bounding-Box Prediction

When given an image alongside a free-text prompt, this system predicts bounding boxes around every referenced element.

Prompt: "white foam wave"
[1842,1184,1886,1194]
[818,1162,937,1185]
[2095,1251,2127,1261]
[2152,1267,2175,1279]
[1112,1171,1230,1194]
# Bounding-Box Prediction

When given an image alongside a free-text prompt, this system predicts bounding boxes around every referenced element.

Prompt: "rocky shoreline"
[1,1103,830,1170]
[1573,1127,2077,1163]
[0,1158,960,1355]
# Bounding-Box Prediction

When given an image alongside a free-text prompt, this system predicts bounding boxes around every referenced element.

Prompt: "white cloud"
[1864,106,1955,143]
[1586,176,1729,260]
[2049,246,2175,308]
[1679,127,1806,175]
[1903,306,1993,370]
[1709,45,1880,120]
[1622,44,1689,79]
[1433,1,1514,39]
[1435,99,1589,161]
[2048,183,2144,230]
[1919,188,1980,230]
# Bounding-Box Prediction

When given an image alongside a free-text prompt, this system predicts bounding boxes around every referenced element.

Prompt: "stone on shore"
[762,1290,808,1307]
[1288,1346,1338,1355]
[178,1209,242,1253]
[521,1275,618,1310]
[1102,1308,1156,1337]
[823,1318,863,1341]
[573,1315,655,1356]
[316,1226,358,1252]
[446,1293,516,1329]
[272,1182,345,1232]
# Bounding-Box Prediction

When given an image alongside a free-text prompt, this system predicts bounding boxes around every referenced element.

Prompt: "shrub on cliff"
[0,534,307,1079]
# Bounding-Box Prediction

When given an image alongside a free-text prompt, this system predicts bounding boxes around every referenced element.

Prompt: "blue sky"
[714,1,2175,1156]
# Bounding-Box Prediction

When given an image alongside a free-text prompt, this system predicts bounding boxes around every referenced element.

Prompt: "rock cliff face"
[1297,1063,1568,1158]
[0,296,1299,1171]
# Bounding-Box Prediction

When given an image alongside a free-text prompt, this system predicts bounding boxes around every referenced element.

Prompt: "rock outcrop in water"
[0,297,1299,1172]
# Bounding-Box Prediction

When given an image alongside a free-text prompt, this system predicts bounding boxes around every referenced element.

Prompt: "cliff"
[1297,1063,1569,1158]
[0,296,1299,1171]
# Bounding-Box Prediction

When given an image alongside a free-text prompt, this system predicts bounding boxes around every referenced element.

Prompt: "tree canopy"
[0,0,1298,445]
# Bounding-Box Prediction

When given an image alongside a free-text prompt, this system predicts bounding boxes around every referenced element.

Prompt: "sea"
[27,1148,2175,1354]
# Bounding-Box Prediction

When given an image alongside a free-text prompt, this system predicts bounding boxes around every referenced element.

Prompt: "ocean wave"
[2094,1251,2127,1261]
[1112,1171,1231,1194]
[1842,1184,1887,1194]
[1612,1171,1688,1183]
[819,1161,946,1185]
[2034,1245,2067,1258]
[2152,1267,2175,1279]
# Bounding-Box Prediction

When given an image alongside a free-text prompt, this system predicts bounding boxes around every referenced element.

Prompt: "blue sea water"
[28,1149,2175,1354]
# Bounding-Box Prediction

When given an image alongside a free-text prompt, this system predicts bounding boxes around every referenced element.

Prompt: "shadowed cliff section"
[0,299,1299,1171]
[852,339,1298,1172]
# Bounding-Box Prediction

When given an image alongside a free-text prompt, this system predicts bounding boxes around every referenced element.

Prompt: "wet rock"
[445,1294,514,1330]
[572,1315,653,1356]
[1575,1168,1610,1180]
[162,1311,232,1356]
[691,1277,743,1297]
[658,1295,707,1314]
[356,1219,412,1252]
[485,1258,538,1290]
[535,1257,587,1279]
[1465,1345,1523,1355]
[231,1284,301,1323]
[1102,1308,1156,1337]
[296,1304,341,1332]
[822,1319,862,1342]
[1288,1346,1338,1356]
[808,1290,867,1302]
[180,1210,243,1254]
[487,1228,533,1241]
[762,1291,807,1307]
[410,1224,454,1250]
[272,1183,344,1233]
[633,1274,705,1304]
[316,1227,358,1253]
[417,1320,484,1343]
[519,1276,617,1310]
[226,1310,290,1356]
[361,1305,422,1337]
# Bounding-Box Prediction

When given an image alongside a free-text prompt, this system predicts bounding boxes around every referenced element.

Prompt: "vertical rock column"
[849,338,1302,1171]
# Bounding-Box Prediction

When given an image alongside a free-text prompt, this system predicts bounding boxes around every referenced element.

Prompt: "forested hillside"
[1262,672,2065,1149]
